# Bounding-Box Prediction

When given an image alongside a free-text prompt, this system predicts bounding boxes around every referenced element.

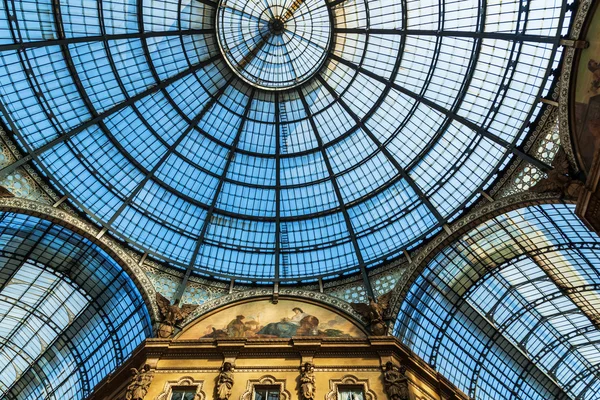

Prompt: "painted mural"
[177,299,366,339]
[574,4,600,171]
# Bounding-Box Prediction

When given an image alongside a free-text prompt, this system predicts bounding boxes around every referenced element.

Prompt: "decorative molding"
[241,375,292,400]
[325,375,377,400]
[0,197,159,323]
[156,376,205,400]
[558,0,594,171]
[386,192,565,323]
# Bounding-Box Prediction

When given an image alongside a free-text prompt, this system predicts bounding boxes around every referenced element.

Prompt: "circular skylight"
[0,0,568,281]
[216,0,332,90]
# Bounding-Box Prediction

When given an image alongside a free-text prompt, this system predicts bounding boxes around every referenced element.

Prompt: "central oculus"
[216,0,332,90]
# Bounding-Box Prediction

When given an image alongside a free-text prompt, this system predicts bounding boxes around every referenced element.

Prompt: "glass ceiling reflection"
[0,0,570,280]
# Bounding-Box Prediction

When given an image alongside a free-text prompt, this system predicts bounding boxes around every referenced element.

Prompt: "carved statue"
[125,364,153,400]
[530,148,584,200]
[0,185,13,198]
[299,362,316,400]
[156,293,199,338]
[382,362,409,400]
[216,362,234,400]
[350,291,392,336]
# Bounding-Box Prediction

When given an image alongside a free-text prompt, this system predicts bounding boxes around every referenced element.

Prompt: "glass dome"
[0,0,568,281]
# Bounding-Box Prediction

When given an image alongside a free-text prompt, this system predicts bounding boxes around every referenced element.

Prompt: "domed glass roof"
[0,0,568,281]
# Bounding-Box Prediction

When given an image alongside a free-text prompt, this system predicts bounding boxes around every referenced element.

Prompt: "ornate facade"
[88,298,466,400]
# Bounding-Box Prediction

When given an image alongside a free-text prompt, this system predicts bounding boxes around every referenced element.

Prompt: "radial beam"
[316,74,447,226]
[332,28,560,44]
[173,88,256,302]
[0,54,220,180]
[101,75,234,231]
[327,53,553,172]
[297,87,375,298]
[0,29,213,52]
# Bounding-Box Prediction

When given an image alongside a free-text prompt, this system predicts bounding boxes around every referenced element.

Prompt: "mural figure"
[188,300,365,339]
[257,307,319,337]
[350,291,393,336]
[216,362,234,400]
[382,362,409,400]
[589,59,600,94]
[125,364,153,400]
[227,315,247,337]
[156,293,199,338]
[299,362,316,400]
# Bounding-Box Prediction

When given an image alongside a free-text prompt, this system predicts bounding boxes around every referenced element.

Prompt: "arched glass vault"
[0,0,571,284]
[395,203,600,399]
[0,212,152,399]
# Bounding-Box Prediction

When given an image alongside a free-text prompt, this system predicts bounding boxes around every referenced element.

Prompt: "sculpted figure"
[216,362,234,400]
[0,186,13,198]
[126,364,153,400]
[530,149,584,200]
[299,362,316,400]
[156,293,199,338]
[382,362,409,400]
[350,291,393,336]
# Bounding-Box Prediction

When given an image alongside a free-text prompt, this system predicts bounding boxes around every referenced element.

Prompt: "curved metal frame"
[0,198,159,322]
[0,0,571,285]
[0,212,153,399]
[394,203,600,399]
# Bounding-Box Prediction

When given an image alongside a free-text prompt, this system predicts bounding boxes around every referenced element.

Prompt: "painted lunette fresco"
[574,5,600,171]
[178,299,366,339]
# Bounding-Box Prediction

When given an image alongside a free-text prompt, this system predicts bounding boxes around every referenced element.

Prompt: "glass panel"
[395,204,600,399]
[171,387,198,400]
[255,385,280,400]
[338,386,365,400]
[0,0,572,280]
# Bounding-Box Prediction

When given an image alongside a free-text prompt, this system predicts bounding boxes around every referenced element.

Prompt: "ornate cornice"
[0,197,159,323]
[387,192,566,323]
[558,0,594,171]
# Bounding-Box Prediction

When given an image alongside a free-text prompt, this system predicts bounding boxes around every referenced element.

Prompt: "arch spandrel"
[177,297,367,340]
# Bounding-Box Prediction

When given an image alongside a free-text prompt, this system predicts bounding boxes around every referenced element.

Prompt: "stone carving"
[216,362,235,400]
[156,293,199,338]
[0,185,13,198]
[299,362,316,400]
[382,362,409,400]
[350,291,392,335]
[126,364,153,400]
[529,149,584,200]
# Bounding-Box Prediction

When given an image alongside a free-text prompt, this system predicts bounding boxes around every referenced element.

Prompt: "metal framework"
[394,203,600,399]
[0,212,152,399]
[0,0,571,286]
